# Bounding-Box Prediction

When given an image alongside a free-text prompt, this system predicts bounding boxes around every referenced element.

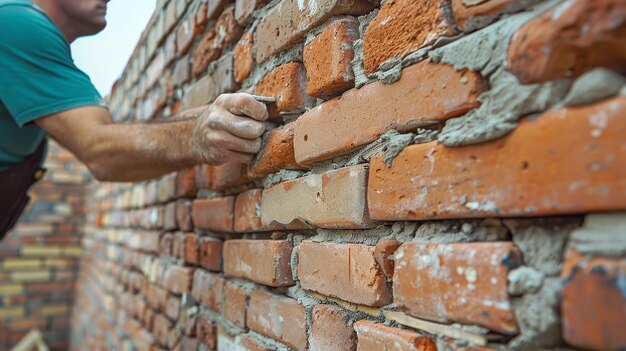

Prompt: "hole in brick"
[521,161,529,169]
[316,192,321,199]
[304,134,308,141]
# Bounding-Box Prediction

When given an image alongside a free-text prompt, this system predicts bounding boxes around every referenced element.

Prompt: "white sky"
[71,0,157,97]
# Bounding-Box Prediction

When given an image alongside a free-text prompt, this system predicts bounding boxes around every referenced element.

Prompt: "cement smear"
[561,68,626,107]
[507,266,545,296]
[568,212,626,257]
[412,219,509,244]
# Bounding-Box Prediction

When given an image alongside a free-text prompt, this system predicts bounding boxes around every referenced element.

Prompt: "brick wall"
[71,0,626,350]
[0,141,89,350]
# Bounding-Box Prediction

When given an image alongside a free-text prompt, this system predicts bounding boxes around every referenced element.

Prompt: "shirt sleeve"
[0,4,106,126]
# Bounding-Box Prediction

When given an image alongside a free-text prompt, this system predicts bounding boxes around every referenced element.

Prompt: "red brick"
[207,0,229,20]
[363,0,456,74]
[176,200,194,232]
[176,168,197,198]
[249,122,303,179]
[223,240,294,286]
[162,265,194,295]
[172,232,186,259]
[451,0,528,31]
[247,290,307,350]
[310,305,356,351]
[233,31,254,83]
[261,165,372,229]
[127,231,160,253]
[368,97,626,220]
[176,15,198,56]
[191,269,224,311]
[195,164,212,188]
[223,281,247,328]
[354,320,436,351]
[208,162,250,190]
[255,0,374,63]
[374,239,401,281]
[294,60,484,165]
[298,241,391,306]
[192,30,220,77]
[183,233,200,265]
[153,314,174,346]
[561,249,626,350]
[196,314,217,349]
[303,18,358,99]
[239,334,273,351]
[508,0,626,83]
[159,233,173,256]
[147,284,168,312]
[235,0,267,25]
[191,197,235,233]
[165,294,181,321]
[394,242,521,334]
[234,189,264,233]
[255,62,313,121]
[199,236,222,271]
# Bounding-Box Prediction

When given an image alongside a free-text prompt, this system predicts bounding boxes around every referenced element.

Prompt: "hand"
[190,93,268,165]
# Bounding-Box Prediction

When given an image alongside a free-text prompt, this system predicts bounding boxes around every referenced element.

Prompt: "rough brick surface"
[303,18,359,99]
[298,241,391,306]
[394,242,521,334]
[249,122,302,179]
[294,61,484,165]
[354,320,437,351]
[261,165,372,229]
[247,290,307,350]
[255,0,375,63]
[199,237,222,271]
[255,62,312,121]
[233,31,254,83]
[223,282,247,328]
[223,240,295,286]
[508,0,626,83]
[310,305,357,351]
[363,0,456,74]
[191,197,235,232]
[368,97,626,220]
[561,249,626,350]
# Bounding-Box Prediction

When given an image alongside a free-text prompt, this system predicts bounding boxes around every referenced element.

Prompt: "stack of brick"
[0,141,89,350]
[71,0,626,350]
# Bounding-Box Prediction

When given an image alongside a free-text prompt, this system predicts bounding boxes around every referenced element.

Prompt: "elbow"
[85,159,116,182]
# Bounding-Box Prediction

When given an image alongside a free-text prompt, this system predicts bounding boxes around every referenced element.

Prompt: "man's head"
[57,0,109,36]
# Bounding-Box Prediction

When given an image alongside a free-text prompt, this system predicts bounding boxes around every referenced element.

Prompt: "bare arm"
[36,93,268,182]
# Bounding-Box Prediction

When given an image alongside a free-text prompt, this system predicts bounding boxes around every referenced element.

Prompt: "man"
[0,0,269,238]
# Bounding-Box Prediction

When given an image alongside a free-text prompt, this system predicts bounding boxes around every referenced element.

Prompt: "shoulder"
[0,1,67,49]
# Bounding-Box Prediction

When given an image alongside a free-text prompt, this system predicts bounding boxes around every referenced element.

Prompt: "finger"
[206,129,262,154]
[218,93,269,121]
[209,110,265,139]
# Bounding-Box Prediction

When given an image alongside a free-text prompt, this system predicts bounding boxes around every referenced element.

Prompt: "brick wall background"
[0,141,88,350]
[68,0,626,350]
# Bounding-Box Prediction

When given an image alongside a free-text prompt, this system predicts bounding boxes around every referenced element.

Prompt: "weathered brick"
[153,314,174,346]
[165,294,181,321]
[176,200,194,232]
[176,168,197,198]
[561,249,626,350]
[249,122,303,179]
[182,75,212,109]
[162,202,178,231]
[127,231,160,253]
[294,60,484,165]
[368,97,626,220]
[191,269,224,311]
[210,52,240,97]
[310,304,357,351]
[363,0,456,74]
[354,320,437,351]
[206,162,250,190]
[235,0,267,25]
[223,281,247,328]
[196,314,217,349]
[172,56,191,87]
[233,31,254,83]
[255,62,313,121]
[162,265,194,295]
[374,239,401,281]
[183,233,199,265]
[247,290,307,350]
[452,0,533,31]
[191,197,235,233]
[233,189,268,233]
[508,0,626,83]
[261,165,372,229]
[192,30,220,77]
[207,0,229,20]
[223,240,294,286]
[394,242,521,334]
[303,18,358,99]
[255,0,375,63]
[199,236,222,271]
[298,241,391,306]
[176,15,198,56]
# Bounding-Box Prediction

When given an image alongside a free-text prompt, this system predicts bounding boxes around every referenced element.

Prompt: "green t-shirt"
[0,0,106,169]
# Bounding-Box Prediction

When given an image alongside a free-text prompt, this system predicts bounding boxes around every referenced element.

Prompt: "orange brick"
[354,320,436,351]
[199,237,222,272]
[223,240,294,287]
[176,14,198,56]
[207,0,229,20]
[255,62,312,121]
[247,290,307,350]
[310,305,356,351]
[298,241,391,306]
[233,31,254,83]
[153,314,173,347]
[452,0,526,31]
[303,18,359,99]
[394,242,521,334]
[294,60,484,165]
[261,165,372,229]
[196,314,217,349]
[363,0,456,74]
[183,233,199,265]
[161,265,194,295]
[561,249,626,350]
[176,168,197,198]
[191,269,224,311]
[508,0,626,83]
[368,97,626,220]
[192,30,220,77]
[373,239,401,281]
[176,200,194,232]
[249,122,303,179]
[223,281,247,328]
[191,197,235,233]
[235,0,268,25]
[207,162,250,190]
[255,0,374,63]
